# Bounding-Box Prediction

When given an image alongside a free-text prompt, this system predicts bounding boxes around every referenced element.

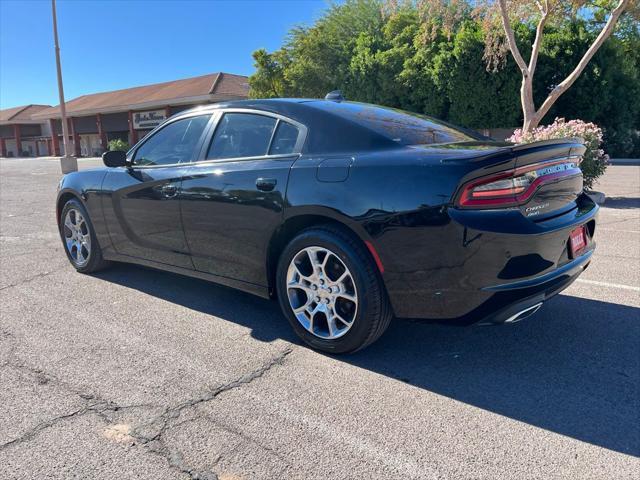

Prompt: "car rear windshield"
[310,101,480,145]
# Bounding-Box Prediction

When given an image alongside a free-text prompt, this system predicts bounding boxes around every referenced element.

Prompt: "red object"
[457,159,581,208]
[69,118,81,157]
[569,225,587,257]
[13,124,22,156]
[0,137,6,157]
[49,119,60,156]
[96,113,107,149]
[365,240,384,273]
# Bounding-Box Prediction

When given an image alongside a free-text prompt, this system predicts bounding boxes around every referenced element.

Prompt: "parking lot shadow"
[603,196,640,209]
[96,264,639,457]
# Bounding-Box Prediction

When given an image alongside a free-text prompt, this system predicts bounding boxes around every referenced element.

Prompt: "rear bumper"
[381,193,598,321]
[475,250,592,325]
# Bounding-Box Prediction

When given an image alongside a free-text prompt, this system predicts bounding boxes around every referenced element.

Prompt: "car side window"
[269,121,299,155]
[133,115,211,166]
[207,113,277,160]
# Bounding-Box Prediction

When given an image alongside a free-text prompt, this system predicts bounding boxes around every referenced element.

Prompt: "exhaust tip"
[504,302,543,324]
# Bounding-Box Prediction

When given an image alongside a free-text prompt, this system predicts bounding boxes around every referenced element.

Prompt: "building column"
[35,140,40,157]
[0,138,7,157]
[49,119,60,156]
[13,124,22,156]
[96,113,107,151]
[69,118,80,157]
[128,110,137,145]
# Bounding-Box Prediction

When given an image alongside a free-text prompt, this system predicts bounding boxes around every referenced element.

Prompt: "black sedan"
[56,98,597,353]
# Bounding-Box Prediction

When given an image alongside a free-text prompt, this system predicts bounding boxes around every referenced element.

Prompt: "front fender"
[56,169,111,252]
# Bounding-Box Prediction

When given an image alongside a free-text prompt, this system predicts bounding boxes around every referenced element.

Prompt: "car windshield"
[311,101,481,145]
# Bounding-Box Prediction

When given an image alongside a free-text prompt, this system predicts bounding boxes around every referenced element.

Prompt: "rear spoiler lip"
[440,137,585,164]
[510,137,585,151]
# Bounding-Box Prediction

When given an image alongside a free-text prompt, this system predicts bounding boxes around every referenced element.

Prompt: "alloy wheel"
[63,208,91,267]
[286,246,358,339]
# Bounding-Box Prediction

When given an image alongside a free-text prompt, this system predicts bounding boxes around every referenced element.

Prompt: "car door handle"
[160,184,178,198]
[256,178,277,192]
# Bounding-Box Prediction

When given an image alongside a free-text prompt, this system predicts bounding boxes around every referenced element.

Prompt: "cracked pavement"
[0,157,639,479]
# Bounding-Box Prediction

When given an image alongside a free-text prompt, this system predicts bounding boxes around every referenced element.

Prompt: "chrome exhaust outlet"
[504,302,543,324]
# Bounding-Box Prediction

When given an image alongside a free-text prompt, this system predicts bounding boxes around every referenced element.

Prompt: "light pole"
[51,0,76,173]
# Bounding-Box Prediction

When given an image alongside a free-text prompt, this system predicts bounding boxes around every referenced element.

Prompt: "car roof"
[179,98,339,116]
[176,99,481,154]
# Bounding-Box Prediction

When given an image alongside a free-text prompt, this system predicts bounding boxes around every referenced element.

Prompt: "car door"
[180,110,306,285]
[102,113,212,269]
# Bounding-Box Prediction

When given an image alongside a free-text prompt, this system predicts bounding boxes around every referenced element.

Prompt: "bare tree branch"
[498,0,529,76]
[534,0,630,123]
[528,7,548,76]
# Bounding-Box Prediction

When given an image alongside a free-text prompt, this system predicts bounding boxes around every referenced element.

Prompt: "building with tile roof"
[1,72,249,157]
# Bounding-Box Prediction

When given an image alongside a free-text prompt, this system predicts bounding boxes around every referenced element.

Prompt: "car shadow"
[95,263,640,457]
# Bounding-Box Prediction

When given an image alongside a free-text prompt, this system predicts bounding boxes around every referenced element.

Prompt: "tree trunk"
[498,0,630,134]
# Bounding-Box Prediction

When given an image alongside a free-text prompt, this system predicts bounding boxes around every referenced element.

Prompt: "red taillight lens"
[457,159,581,208]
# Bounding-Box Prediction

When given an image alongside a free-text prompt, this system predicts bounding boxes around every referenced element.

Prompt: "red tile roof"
[0,104,52,124]
[32,72,249,119]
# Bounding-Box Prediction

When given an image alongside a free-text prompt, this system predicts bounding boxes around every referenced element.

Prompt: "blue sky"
[0,0,330,109]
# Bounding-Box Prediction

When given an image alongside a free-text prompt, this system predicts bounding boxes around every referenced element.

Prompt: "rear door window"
[207,113,277,160]
[269,121,299,155]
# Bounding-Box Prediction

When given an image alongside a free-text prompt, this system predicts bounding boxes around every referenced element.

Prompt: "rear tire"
[276,225,392,353]
[59,198,110,273]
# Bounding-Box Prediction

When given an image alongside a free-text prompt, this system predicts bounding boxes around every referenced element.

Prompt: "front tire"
[59,198,110,273]
[276,225,392,353]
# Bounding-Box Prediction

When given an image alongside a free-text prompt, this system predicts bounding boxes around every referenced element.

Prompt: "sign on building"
[133,110,167,129]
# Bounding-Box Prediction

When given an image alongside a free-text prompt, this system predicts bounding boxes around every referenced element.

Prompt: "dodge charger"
[56,98,597,353]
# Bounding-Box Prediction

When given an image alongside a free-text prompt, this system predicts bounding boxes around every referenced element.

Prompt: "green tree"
[248,0,639,154]
[107,139,129,152]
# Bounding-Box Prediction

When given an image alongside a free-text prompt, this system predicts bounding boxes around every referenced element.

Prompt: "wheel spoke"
[292,256,313,282]
[326,310,338,337]
[307,248,323,273]
[335,270,348,284]
[76,243,85,262]
[337,292,356,303]
[334,311,353,327]
[319,251,332,276]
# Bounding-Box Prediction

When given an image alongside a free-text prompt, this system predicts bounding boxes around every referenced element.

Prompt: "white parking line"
[576,278,640,292]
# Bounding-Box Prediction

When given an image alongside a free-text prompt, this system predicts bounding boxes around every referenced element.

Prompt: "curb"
[609,159,640,166]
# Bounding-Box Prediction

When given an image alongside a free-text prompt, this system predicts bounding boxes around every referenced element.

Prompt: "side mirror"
[102,150,128,168]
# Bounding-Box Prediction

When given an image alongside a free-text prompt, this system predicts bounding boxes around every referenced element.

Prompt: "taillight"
[456,158,582,208]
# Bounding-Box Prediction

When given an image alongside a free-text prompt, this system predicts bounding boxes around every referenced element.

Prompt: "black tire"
[59,198,110,273]
[276,225,393,353]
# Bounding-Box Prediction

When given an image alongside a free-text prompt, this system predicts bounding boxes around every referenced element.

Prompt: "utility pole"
[51,0,76,173]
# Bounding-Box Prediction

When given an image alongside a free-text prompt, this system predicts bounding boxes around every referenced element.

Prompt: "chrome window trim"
[126,107,308,169]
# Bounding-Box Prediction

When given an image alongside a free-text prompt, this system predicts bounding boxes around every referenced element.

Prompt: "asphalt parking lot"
[0,157,638,479]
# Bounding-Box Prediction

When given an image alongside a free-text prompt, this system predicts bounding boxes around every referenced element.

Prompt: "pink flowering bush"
[508,118,609,189]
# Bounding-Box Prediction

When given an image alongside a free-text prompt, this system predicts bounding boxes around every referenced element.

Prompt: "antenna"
[324,90,345,102]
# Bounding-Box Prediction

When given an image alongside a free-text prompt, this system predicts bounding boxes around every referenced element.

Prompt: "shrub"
[508,118,608,189]
[108,139,130,152]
